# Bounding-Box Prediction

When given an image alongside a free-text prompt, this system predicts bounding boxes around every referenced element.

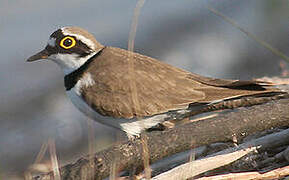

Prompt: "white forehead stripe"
[61,28,95,50]
[48,37,56,47]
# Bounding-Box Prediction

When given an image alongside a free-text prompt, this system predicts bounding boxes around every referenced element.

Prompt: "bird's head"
[27,27,104,74]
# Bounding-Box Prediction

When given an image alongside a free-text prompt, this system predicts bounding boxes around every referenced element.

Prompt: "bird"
[27,26,285,139]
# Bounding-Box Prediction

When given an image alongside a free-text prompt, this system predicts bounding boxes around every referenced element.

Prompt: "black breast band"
[64,48,104,91]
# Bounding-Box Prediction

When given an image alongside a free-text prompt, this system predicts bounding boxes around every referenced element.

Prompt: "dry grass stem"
[24,171,32,180]
[109,158,118,180]
[87,119,96,179]
[127,0,145,118]
[24,141,49,178]
[208,6,289,63]
[48,138,60,180]
[34,141,48,165]
[128,0,145,52]
[141,134,152,179]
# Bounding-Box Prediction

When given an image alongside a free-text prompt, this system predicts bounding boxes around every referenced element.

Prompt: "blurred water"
[0,0,289,178]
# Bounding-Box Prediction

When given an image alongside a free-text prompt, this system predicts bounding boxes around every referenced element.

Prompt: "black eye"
[60,36,76,49]
[64,38,72,46]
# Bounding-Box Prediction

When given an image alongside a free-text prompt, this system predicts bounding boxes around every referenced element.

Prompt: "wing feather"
[80,47,280,119]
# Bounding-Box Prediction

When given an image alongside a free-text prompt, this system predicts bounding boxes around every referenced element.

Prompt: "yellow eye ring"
[60,36,76,49]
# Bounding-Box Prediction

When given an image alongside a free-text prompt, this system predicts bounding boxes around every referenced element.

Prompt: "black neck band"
[64,49,103,91]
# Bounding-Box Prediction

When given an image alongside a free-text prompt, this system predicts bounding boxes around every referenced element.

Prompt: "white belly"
[66,88,169,137]
[66,88,124,129]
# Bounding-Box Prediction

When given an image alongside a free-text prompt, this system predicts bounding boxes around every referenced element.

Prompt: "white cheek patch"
[47,37,56,47]
[48,52,97,75]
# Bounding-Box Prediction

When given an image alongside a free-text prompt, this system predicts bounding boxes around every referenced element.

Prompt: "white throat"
[48,52,97,75]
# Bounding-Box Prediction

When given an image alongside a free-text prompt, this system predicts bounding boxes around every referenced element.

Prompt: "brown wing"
[81,47,280,119]
[188,73,274,87]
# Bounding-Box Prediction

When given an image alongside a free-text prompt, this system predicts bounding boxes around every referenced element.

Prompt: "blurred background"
[1,0,289,179]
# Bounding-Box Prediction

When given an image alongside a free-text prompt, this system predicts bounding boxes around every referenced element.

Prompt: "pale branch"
[153,127,289,179]
[152,147,257,180]
[196,165,289,180]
